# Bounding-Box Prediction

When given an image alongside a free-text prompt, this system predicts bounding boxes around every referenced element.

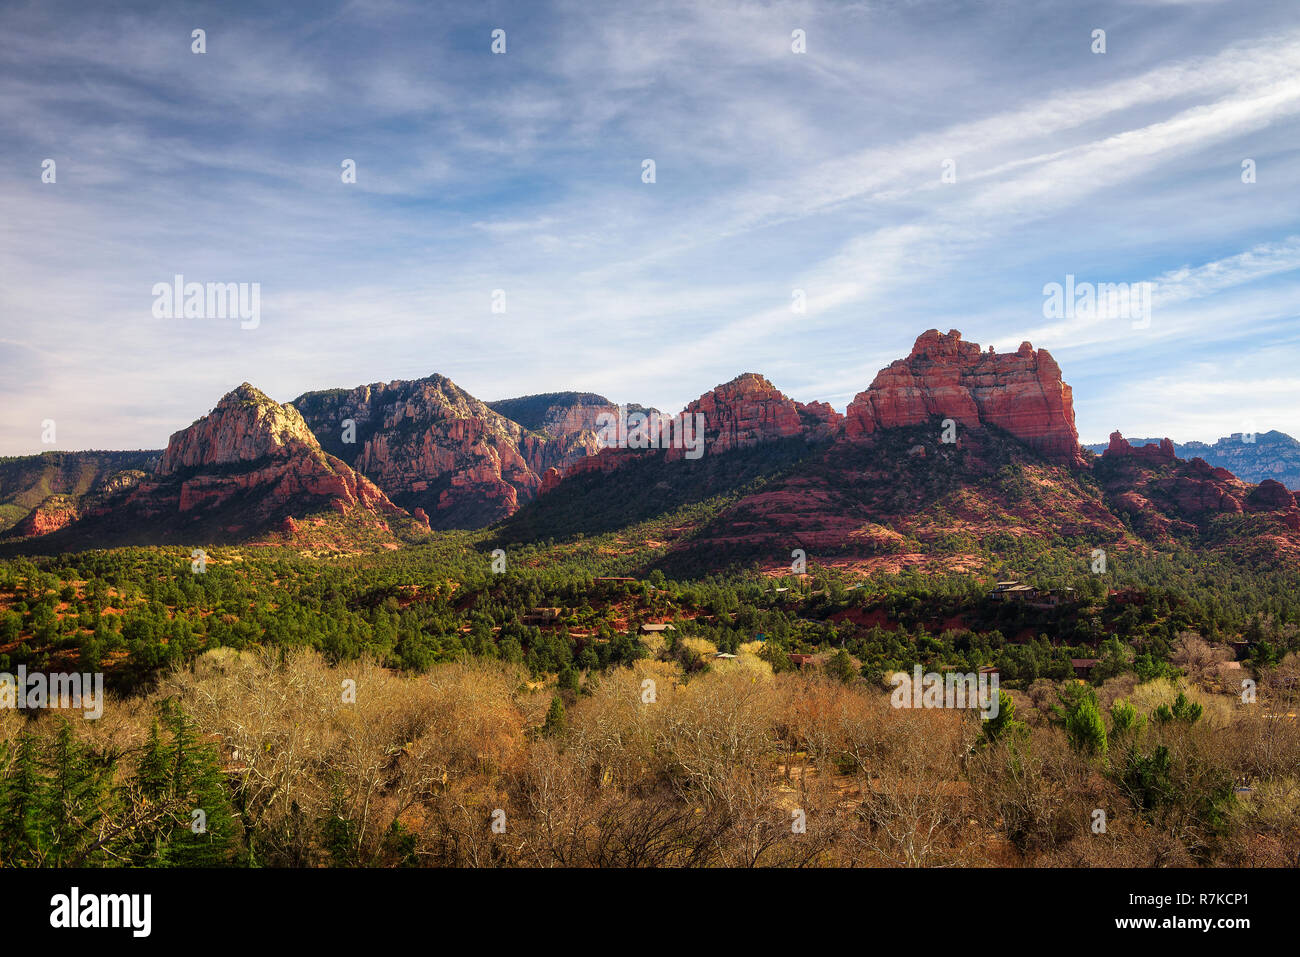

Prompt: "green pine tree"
[42,720,109,867]
[0,730,45,865]
[1064,691,1108,759]
[543,694,566,736]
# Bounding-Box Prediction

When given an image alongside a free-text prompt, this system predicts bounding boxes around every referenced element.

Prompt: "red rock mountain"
[158,384,407,528]
[843,329,1081,464]
[679,373,803,454]
[8,384,416,549]
[0,450,158,537]
[503,331,1300,573]
[292,376,542,527]
[540,329,1082,495]
[14,328,1299,567]
[1098,431,1300,541]
[557,373,812,478]
[293,379,652,528]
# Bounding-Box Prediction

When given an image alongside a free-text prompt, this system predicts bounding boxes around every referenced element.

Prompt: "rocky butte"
[5,384,415,547]
[1099,431,1300,535]
[677,373,804,454]
[293,379,654,528]
[541,328,1084,492]
[292,375,540,528]
[843,329,1082,464]
[156,383,406,527]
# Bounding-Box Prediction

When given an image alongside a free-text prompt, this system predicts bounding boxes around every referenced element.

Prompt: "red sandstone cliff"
[292,376,542,528]
[1098,431,1300,540]
[679,373,803,453]
[12,495,80,537]
[26,384,418,547]
[844,329,1082,464]
[539,329,1082,496]
[159,384,409,533]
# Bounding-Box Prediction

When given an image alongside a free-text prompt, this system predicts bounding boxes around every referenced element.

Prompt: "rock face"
[12,495,80,537]
[13,384,417,549]
[4,469,150,541]
[293,376,542,527]
[844,330,1082,464]
[679,373,804,454]
[487,392,658,475]
[538,330,1083,497]
[1084,430,1300,491]
[796,400,844,441]
[156,384,408,531]
[538,467,563,497]
[12,330,1300,564]
[538,373,816,487]
[1105,432,1177,463]
[295,376,550,528]
[294,380,655,526]
[158,384,320,476]
[0,450,159,535]
[1096,431,1300,541]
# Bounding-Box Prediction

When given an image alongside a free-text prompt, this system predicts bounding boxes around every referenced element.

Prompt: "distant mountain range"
[1083,432,1300,491]
[0,450,159,535]
[3,329,1299,573]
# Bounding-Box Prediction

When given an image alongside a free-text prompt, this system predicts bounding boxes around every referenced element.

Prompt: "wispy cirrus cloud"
[0,0,1297,453]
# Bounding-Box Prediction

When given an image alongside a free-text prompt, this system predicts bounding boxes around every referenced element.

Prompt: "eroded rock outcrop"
[1096,430,1300,541]
[13,495,80,537]
[489,393,658,476]
[0,451,159,536]
[1105,432,1176,463]
[796,400,844,441]
[844,330,1082,464]
[680,373,803,454]
[161,384,407,528]
[294,376,543,528]
[294,380,661,520]
[19,384,418,548]
[159,384,318,475]
[1085,431,1300,491]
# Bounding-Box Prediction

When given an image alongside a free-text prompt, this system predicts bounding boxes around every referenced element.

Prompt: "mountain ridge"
[1083,430,1300,490]
[7,330,1299,574]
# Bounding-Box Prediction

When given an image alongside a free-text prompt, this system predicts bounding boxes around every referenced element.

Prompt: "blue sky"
[2,0,1299,455]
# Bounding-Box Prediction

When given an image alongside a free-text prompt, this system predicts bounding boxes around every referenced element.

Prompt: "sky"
[2,0,1299,455]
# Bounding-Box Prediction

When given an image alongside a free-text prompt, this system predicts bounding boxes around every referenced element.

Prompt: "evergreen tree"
[978,690,1027,746]
[826,648,857,684]
[1064,691,1108,759]
[543,694,566,736]
[1153,691,1202,726]
[0,730,45,865]
[42,720,109,866]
